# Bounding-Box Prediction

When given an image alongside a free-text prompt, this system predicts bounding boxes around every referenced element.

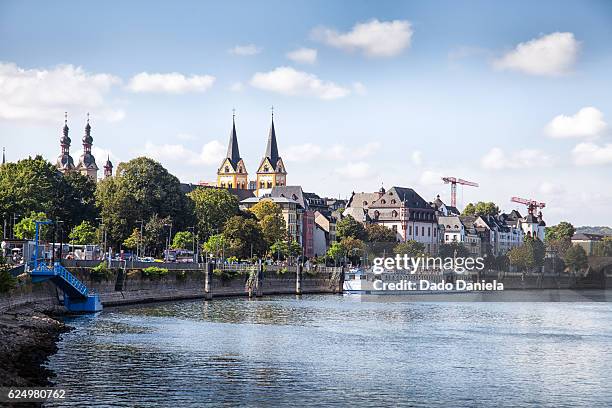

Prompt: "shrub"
[0,269,17,293]
[213,268,242,281]
[90,262,114,282]
[277,267,289,275]
[142,266,169,279]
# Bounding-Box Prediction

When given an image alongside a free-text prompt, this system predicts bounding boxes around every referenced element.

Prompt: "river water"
[47,294,612,407]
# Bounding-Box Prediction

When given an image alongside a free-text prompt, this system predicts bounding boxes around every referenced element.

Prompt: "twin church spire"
[217,110,287,196]
[56,112,101,181]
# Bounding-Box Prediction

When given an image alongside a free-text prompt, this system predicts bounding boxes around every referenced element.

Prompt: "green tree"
[462,202,500,217]
[564,245,588,272]
[508,237,545,272]
[222,215,266,259]
[326,242,345,263]
[0,156,98,235]
[545,222,575,242]
[336,215,367,241]
[270,240,289,260]
[96,157,194,248]
[593,237,612,257]
[248,199,286,248]
[546,237,572,258]
[68,220,98,244]
[141,214,172,257]
[14,211,48,240]
[188,187,239,240]
[171,231,194,250]
[123,228,140,250]
[202,233,227,258]
[439,242,469,258]
[366,223,397,242]
[394,240,426,257]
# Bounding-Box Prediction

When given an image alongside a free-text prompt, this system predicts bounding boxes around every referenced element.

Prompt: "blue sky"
[1,0,612,226]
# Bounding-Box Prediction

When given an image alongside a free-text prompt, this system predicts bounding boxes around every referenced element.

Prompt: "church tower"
[256,109,287,196]
[217,112,249,189]
[76,113,99,181]
[104,155,113,178]
[56,112,75,174]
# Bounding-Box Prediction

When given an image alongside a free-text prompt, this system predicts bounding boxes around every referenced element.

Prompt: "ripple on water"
[46,294,612,407]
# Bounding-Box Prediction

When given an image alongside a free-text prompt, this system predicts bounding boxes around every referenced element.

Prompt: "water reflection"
[47,294,612,407]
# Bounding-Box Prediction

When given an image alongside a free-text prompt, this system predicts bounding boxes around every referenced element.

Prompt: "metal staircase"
[29,220,102,313]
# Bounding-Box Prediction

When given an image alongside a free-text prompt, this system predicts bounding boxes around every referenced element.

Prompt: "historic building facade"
[56,113,99,181]
[216,112,287,196]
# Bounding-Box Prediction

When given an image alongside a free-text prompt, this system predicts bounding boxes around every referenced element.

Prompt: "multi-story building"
[345,186,440,254]
[313,211,337,258]
[270,186,314,258]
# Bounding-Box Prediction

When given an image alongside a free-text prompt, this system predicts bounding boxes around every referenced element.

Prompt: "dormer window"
[391,199,396,204]
[381,199,386,204]
[363,201,368,206]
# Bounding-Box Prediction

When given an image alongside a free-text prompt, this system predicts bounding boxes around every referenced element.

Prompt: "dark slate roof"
[265,117,279,167]
[446,206,460,215]
[225,118,242,168]
[83,121,93,144]
[270,185,306,208]
[389,187,429,208]
[57,154,75,170]
[525,213,538,223]
[571,233,604,241]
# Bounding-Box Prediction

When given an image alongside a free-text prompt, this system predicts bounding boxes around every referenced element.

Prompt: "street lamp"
[136,220,144,259]
[163,222,173,262]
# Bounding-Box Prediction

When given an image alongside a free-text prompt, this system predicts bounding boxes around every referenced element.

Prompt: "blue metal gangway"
[29,220,102,313]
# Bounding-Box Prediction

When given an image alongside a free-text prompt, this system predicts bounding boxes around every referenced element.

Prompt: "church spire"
[225,109,241,167]
[264,107,279,167]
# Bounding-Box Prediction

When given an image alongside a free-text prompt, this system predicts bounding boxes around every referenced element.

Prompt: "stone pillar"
[296,264,303,295]
[337,265,346,294]
[255,262,263,297]
[204,262,213,300]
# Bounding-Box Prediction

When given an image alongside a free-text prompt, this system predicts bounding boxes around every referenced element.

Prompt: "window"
[392,210,398,217]
[228,182,232,188]
[415,227,419,236]
[392,225,397,231]
[434,229,437,237]
[363,201,368,206]
[267,181,272,188]
[225,166,229,173]
[428,227,431,236]
[409,226,412,235]
[391,199,396,204]
[374,210,380,218]
[238,166,243,173]
[260,181,264,188]
[381,199,386,204]
[422,226,425,236]
[264,165,269,172]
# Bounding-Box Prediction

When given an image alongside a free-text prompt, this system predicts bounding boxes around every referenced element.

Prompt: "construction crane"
[441,177,479,207]
[510,197,546,215]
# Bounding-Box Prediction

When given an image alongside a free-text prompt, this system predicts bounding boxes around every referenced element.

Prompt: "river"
[47,294,612,407]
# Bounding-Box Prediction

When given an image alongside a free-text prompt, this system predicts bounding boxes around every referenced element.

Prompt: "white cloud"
[229,82,244,92]
[286,48,317,64]
[352,82,367,95]
[143,140,225,166]
[127,72,215,94]
[312,19,413,58]
[572,142,612,166]
[250,66,350,100]
[481,147,555,170]
[335,162,371,179]
[411,151,423,166]
[229,44,262,56]
[0,62,123,123]
[539,182,565,196]
[493,32,580,76]
[284,141,379,162]
[545,107,607,139]
[176,133,197,141]
[418,170,443,186]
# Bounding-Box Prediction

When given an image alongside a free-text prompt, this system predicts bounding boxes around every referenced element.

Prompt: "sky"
[1,0,611,226]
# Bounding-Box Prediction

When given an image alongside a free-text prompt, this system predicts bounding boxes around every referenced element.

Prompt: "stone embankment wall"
[0,265,343,313]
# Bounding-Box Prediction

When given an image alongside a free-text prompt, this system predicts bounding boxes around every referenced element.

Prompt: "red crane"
[510,197,546,215]
[441,177,479,207]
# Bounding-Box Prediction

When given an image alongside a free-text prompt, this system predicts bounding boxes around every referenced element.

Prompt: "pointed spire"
[85,112,91,133]
[63,112,69,137]
[225,110,241,167]
[265,108,279,167]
